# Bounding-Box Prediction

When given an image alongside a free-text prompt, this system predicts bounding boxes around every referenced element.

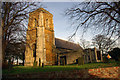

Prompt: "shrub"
[2,61,9,69]
[78,57,84,65]
[103,56,109,63]
[109,47,120,61]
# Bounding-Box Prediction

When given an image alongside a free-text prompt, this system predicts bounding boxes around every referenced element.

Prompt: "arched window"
[35,18,38,27]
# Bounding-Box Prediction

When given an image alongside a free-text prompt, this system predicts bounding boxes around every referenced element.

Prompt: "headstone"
[33,60,37,67]
[78,56,84,65]
[42,63,44,67]
[39,58,41,67]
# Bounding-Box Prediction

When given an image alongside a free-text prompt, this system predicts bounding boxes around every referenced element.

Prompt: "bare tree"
[2,2,42,65]
[5,41,25,65]
[79,39,91,49]
[92,34,116,53]
[65,2,120,40]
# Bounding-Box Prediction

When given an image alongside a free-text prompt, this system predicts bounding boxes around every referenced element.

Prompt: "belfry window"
[35,19,38,27]
[46,19,49,27]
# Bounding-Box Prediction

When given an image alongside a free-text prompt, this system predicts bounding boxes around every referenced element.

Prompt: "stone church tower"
[25,8,56,66]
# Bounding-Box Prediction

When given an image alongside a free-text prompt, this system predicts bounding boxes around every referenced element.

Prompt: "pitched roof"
[55,38,83,51]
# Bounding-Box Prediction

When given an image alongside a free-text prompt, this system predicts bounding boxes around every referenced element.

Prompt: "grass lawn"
[3,61,120,75]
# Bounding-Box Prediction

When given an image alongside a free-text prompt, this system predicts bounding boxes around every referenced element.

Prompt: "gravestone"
[78,56,84,65]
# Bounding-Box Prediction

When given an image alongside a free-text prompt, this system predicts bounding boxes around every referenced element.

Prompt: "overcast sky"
[41,2,94,43]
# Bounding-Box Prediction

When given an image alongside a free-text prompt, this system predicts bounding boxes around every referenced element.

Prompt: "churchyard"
[2,2,120,79]
[3,61,120,75]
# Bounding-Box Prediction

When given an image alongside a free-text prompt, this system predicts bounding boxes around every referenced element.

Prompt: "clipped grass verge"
[3,61,120,75]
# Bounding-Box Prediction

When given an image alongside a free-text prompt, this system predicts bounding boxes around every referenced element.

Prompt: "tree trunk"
[23,53,24,66]
[12,56,14,65]
[17,56,18,65]
[2,16,8,66]
[2,41,7,65]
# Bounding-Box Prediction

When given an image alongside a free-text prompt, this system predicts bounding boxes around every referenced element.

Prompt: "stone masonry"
[25,8,56,66]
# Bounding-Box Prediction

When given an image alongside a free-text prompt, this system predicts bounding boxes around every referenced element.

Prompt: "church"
[24,8,102,66]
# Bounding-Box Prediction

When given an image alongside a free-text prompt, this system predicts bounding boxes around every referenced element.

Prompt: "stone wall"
[66,51,83,64]
[24,8,56,66]
[84,48,103,63]
[58,49,84,65]
[3,66,119,79]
